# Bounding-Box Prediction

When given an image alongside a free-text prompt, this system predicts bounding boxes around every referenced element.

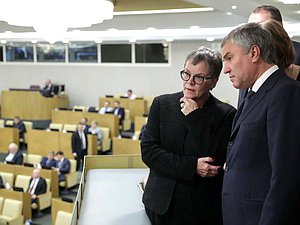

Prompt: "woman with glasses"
[141,47,236,225]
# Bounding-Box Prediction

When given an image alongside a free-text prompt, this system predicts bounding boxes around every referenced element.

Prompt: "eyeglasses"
[180,70,213,85]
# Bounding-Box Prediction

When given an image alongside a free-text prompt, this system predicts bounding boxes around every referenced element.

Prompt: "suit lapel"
[230,70,283,140]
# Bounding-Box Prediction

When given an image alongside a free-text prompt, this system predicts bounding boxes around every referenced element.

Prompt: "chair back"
[14,175,31,191]
[0,172,14,187]
[1,198,23,219]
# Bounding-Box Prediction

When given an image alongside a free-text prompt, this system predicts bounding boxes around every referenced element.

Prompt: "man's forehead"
[248,11,272,23]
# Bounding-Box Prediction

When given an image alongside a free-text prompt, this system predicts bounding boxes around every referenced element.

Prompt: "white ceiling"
[0,0,299,42]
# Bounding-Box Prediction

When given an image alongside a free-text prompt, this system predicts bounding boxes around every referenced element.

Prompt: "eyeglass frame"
[180,70,214,85]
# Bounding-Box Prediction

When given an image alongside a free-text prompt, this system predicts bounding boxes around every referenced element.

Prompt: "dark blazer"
[71,131,88,156]
[222,69,300,225]
[0,175,3,186]
[5,150,23,165]
[57,158,70,182]
[27,177,47,195]
[114,107,125,123]
[141,92,236,218]
[41,84,55,97]
[13,121,26,138]
[40,157,57,168]
[293,41,300,67]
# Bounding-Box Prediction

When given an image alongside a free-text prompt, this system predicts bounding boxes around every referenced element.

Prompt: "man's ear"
[249,45,260,63]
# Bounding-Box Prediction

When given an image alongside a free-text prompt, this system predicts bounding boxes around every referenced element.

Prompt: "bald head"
[32,169,41,179]
[8,143,18,154]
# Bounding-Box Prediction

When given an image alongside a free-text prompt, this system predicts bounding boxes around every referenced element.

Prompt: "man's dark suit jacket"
[114,107,125,124]
[141,92,236,219]
[40,157,57,168]
[71,131,88,157]
[13,121,26,138]
[222,69,300,225]
[5,150,23,165]
[27,177,47,195]
[0,175,3,187]
[57,158,70,182]
[41,84,55,97]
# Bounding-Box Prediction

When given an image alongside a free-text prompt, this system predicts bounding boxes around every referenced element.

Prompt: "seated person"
[41,79,54,97]
[4,143,23,165]
[40,150,57,169]
[53,151,70,182]
[98,100,113,114]
[13,116,26,139]
[27,169,47,203]
[88,120,103,145]
[125,89,136,100]
[113,100,125,125]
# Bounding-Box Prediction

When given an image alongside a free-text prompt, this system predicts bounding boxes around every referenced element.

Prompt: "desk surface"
[78,169,151,225]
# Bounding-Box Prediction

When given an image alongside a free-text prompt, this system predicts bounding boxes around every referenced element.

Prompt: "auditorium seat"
[49,123,63,132]
[54,211,72,225]
[14,175,31,192]
[99,127,111,152]
[0,198,24,225]
[5,120,13,127]
[22,121,33,143]
[59,159,77,189]
[26,154,43,165]
[122,109,131,131]
[73,106,86,112]
[63,124,77,133]
[0,172,14,187]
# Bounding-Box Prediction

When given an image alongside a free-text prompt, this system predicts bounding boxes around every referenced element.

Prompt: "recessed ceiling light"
[62,39,69,44]
[190,26,200,30]
[206,37,215,42]
[94,38,102,44]
[166,38,174,42]
[129,38,136,43]
[226,12,232,15]
[1,40,7,44]
[231,5,237,10]
[31,40,37,44]
[146,27,156,31]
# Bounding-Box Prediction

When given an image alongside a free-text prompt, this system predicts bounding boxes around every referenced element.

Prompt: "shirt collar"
[252,65,278,92]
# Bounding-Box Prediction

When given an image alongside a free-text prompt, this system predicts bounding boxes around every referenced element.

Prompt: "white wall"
[0,40,238,108]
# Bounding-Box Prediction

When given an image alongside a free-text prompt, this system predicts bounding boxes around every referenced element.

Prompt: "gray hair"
[221,23,276,65]
[184,46,223,78]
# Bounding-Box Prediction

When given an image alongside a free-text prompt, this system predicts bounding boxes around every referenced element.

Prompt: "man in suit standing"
[0,175,4,188]
[238,4,300,107]
[27,169,47,203]
[4,143,23,165]
[80,117,90,135]
[54,151,70,182]
[221,23,300,225]
[113,100,125,126]
[71,123,88,171]
[12,116,26,139]
[40,150,57,169]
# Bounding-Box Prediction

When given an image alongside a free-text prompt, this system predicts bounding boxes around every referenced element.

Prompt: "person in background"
[221,22,300,225]
[88,120,103,146]
[13,116,26,139]
[53,151,70,182]
[4,143,23,165]
[72,123,88,171]
[125,89,136,99]
[98,100,113,114]
[0,175,4,188]
[80,117,90,134]
[141,47,236,225]
[113,100,125,126]
[248,5,300,68]
[41,79,55,97]
[260,20,300,79]
[27,169,47,203]
[40,150,57,169]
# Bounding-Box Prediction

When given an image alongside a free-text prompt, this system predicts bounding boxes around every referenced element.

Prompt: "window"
[6,42,34,62]
[101,44,131,63]
[69,42,97,63]
[135,43,168,63]
[37,42,65,62]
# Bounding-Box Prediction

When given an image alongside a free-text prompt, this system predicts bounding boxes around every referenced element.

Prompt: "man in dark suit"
[40,150,57,169]
[0,175,4,188]
[71,123,88,171]
[141,47,236,225]
[41,79,55,97]
[12,116,26,139]
[4,143,23,165]
[238,4,300,107]
[221,23,300,225]
[27,169,47,203]
[113,100,125,126]
[80,117,90,135]
[55,151,70,182]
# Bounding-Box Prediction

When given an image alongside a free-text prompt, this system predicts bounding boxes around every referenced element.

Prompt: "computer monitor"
[12,186,24,192]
